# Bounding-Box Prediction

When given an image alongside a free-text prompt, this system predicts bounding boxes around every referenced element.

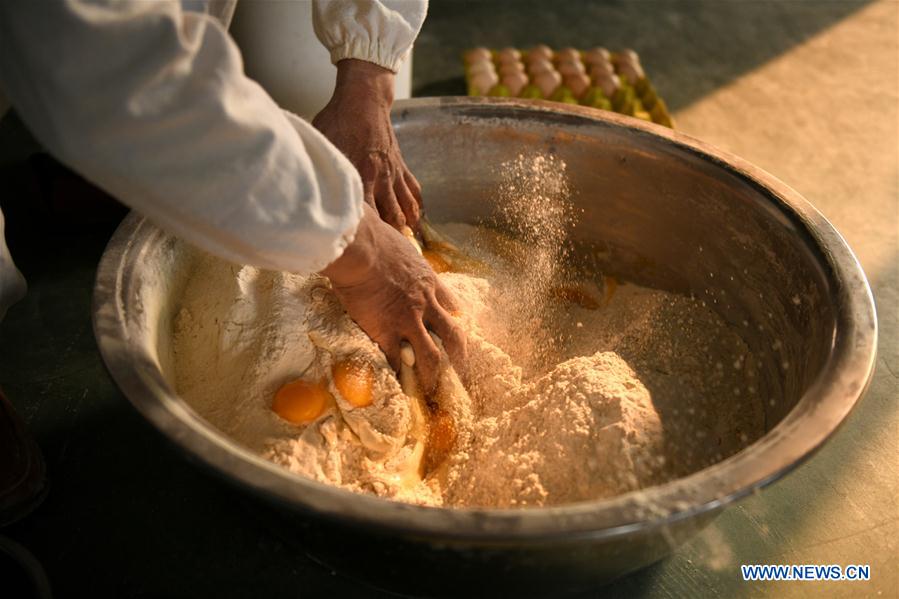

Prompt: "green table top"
[1,1,896,597]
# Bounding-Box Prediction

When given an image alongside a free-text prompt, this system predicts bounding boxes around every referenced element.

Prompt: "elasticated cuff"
[328,40,409,73]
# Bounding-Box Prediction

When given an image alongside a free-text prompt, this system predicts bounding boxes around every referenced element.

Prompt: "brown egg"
[612,49,644,82]
[555,47,580,63]
[589,61,614,79]
[527,57,554,76]
[466,59,496,76]
[595,72,620,98]
[463,47,492,65]
[501,71,529,96]
[527,44,553,62]
[616,61,645,85]
[533,70,562,97]
[496,47,522,64]
[583,47,611,65]
[556,59,586,77]
[563,73,591,99]
[615,49,641,67]
[498,61,525,77]
[469,70,499,95]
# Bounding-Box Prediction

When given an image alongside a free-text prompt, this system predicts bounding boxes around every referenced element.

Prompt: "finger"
[403,169,423,208]
[377,334,402,373]
[406,320,441,394]
[374,177,406,230]
[394,176,421,231]
[425,300,468,379]
[434,280,460,313]
[362,176,377,209]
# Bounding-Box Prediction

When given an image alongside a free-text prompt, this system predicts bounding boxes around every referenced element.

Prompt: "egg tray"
[463,46,674,128]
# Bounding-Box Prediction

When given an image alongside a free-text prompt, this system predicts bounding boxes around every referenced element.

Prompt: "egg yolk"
[423,250,451,273]
[550,284,600,310]
[332,359,374,408]
[603,276,618,306]
[424,407,456,474]
[272,379,331,425]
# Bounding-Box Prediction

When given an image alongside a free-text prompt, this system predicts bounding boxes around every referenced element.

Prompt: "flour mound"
[444,351,665,508]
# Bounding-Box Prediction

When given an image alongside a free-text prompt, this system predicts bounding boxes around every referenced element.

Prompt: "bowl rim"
[92,96,877,542]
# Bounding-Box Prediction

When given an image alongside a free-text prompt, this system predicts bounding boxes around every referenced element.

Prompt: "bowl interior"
[394,101,834,436]
[95,98,873,539]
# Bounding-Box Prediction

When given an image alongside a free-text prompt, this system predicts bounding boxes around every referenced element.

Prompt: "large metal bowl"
[92,98,876,596]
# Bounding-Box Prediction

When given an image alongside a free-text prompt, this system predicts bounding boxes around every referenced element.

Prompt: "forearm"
[334,59,395,107]
[314,54,422,230]
[0,0,364,274]
[321,203,382,286]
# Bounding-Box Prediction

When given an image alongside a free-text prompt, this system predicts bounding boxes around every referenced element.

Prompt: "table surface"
[1,1,896,597]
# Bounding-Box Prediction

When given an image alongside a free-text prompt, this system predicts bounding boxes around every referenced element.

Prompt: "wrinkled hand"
[313,59,423,231]
[321,204,466,392]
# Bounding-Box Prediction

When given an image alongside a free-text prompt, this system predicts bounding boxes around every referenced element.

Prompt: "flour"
[171,153,766,508]
[172,227,765,508]
[172,256,439,504]
[487,153,577,374]
[420,223,765,507]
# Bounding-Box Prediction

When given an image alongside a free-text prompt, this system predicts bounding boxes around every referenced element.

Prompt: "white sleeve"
[0,0,364,274]
[312,0,428,73]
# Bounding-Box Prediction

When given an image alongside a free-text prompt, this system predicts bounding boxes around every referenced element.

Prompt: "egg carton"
[463,45,674,128]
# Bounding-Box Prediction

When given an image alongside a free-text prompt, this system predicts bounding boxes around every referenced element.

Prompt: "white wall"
[228,0,412,120]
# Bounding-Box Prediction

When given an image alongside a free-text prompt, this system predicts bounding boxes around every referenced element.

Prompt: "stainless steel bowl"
[92,97,876,596]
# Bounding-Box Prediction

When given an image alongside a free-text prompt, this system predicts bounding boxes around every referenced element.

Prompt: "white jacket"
[0,0,427,319]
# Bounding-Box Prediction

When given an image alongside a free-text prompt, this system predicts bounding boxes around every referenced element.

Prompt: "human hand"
[313,59,423,231]
[321,204,466,392]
